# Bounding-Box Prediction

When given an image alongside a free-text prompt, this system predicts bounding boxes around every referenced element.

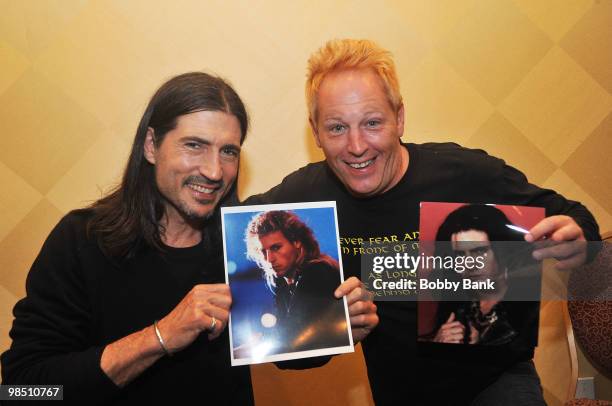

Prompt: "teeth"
[188,184,215,193]
[349,159,374,169]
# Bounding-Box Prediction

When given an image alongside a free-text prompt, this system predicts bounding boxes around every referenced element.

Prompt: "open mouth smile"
[187,183,217,194]
[347,157,376,169]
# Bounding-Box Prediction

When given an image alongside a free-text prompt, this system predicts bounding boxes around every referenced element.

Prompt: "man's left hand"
[335,277,379,343]
[526,215,587,270]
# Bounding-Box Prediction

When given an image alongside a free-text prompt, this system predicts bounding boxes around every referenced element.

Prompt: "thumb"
[446,312,455,323]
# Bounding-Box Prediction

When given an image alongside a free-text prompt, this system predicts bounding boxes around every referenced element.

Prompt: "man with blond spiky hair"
[246,39,599,405]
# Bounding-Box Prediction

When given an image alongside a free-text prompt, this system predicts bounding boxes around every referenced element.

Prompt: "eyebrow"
[180,136,241,152]
[322,110,384,122]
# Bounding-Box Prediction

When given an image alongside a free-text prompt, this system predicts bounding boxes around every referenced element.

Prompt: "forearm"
[100,324,165,387]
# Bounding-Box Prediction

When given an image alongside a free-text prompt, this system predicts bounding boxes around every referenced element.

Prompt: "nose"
[267,251,276,264]
[199,152,222,182]
[347,128,367,156]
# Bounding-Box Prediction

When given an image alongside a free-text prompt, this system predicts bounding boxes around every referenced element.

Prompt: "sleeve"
[274,356,332,370]
[485,157,601,242]
[0,215,120,403]
[242,177,295,206]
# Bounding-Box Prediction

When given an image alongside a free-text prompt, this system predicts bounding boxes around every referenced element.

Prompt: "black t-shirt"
[1,209,253,405]
[245,142,599,405]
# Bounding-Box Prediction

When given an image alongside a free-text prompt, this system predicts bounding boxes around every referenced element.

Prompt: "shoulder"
[45,209,95,249]
[287,161,328,179]
[301,257,340,282]
[303,257,339,272]
[410,142,505,182]
[414,142,504,170]
[244,161,332,204]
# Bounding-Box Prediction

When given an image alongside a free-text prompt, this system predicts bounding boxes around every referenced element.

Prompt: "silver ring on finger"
[209,316,217,332]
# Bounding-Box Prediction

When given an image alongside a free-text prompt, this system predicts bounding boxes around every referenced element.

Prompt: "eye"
[473,246,491,256]
[221,146,239,158]
[328,124,346,134]
[365,119,381,128]
[185,141,201,149]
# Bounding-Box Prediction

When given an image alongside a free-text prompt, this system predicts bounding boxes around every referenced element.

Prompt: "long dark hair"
[88,72,249,260]
[245,210,338,289]
[434,204,526,272]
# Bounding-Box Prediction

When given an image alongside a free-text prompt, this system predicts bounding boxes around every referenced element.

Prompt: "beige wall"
[1,0,610,403]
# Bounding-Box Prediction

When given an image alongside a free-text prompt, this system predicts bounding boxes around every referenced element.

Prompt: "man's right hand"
[157,283,232,352]
[334,277,379,343]
[101,283,231,387]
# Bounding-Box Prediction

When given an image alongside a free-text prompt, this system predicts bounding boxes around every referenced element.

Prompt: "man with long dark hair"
[1,72,252,404]
[245,211,350,353]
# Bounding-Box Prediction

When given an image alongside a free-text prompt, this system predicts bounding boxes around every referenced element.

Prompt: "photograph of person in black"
[423,204,540,346]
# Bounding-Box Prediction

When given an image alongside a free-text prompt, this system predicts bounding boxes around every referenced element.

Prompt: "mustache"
[183,175,223,189]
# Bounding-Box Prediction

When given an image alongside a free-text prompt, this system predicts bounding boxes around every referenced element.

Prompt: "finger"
[531,239,556,251]
[440,333,463,344]
[533,241,582,261]
[555,252,587,271]
[446,312,455,323]
[348,301,364,317]
[203,306,229,328]
[549,223,584,242]
[349,299,377,316]
[345,286,370,306]
[206,312,228,340]
[526,216,570,242]
[444,326,465,336]
[526,217,564,242]
[350,313,378,329]
[194,283,230,294]
[440,322,464,330]
[204,292,233,310]
[334,277,361,299]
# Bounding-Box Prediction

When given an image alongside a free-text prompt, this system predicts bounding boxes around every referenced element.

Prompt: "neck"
[477,278,507,304]
[385,143,410,193]
[159,212,203,248]
[283,268,299,285]
[479,299,500,315]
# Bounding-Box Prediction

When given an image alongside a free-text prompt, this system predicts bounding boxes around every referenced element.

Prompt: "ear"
[143,127,156,164]
[293,240,303,250]
[309,117,322,148]
[396,103,405,139]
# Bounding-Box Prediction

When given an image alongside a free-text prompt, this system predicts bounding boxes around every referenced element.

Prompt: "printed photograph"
[418,202,544,347]
[221,202,353,366]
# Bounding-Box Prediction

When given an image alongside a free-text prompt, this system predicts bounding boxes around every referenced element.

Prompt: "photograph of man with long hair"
[223,205,351,364]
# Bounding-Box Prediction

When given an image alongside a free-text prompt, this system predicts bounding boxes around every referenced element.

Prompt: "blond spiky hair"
[306,39,402,122]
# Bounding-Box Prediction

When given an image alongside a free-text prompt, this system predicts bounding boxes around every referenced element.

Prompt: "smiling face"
[311,68,408,198]
[258,230,302,278]
[144,110,241,228]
